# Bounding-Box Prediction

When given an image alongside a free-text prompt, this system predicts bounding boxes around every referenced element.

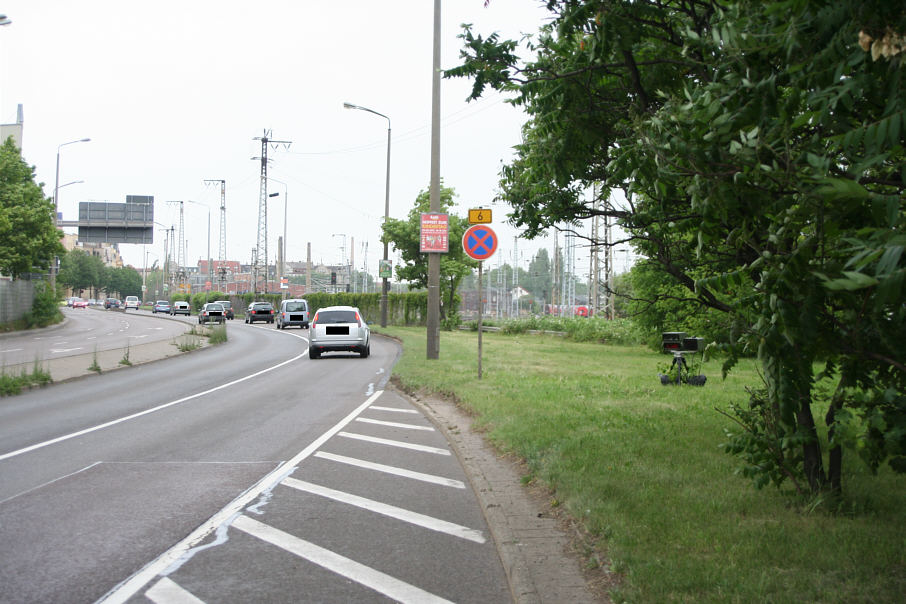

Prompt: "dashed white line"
[338,432,450,455]
[369,405,418,414]
[233,515,454,604]
[97,390,383,604]
[145,577,204,604]
[282,478,485,543]
[355,417,434,431]
[314,451,465,488]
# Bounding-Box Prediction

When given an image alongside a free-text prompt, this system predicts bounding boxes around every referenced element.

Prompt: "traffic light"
[330,271,337,285]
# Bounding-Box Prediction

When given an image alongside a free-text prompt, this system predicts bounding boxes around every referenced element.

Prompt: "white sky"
[1,1,636,279]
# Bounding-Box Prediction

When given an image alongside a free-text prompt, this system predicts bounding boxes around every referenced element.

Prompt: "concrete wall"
[0,278,35,324]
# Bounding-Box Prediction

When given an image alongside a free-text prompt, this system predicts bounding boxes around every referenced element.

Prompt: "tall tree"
[58,249,100,296]
[0,138,64,278]
[448,1,906,496]
[382,185,477,322]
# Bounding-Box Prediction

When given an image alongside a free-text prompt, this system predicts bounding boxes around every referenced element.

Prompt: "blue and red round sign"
[462,225,498,261]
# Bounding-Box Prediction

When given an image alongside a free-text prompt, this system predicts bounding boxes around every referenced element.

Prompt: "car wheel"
[309,348,319,359]
[361,345,370,358]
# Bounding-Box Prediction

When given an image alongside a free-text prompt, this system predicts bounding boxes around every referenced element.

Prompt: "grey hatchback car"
[308,305,370,359]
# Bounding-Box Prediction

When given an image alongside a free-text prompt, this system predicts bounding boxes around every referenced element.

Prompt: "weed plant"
[0,361,52,396]
[208,325,228,344]
[384,326,906,603]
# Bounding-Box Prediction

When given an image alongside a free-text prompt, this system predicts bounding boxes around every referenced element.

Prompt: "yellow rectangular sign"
[468,208,492,224]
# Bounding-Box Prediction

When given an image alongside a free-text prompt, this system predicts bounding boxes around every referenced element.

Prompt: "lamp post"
[51,137,90,290]
[343,101,391,327]
[268,177,289,295]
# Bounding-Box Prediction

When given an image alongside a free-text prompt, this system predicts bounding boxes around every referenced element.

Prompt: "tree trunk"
[797,395,827,493]
[825,379,848,494]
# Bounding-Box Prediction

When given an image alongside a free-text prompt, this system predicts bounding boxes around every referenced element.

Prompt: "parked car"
[170,301,191,316]
[214,300,234,320]
[66,296,78,307]
[245,302,275,324]
[72,297,88,308]
[88,298,97,306]
[308,305,370,359]
[198,302,226,324]
[104,298,121,309]
[152,300,171,314]
[276,298,309,329]
[124,296,140,310]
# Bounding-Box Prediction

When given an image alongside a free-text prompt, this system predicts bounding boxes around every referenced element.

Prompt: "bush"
[24,281,62,328]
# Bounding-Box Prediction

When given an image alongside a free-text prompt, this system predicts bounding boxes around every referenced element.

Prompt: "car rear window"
[285,302,306,312]
[317,310,358,324]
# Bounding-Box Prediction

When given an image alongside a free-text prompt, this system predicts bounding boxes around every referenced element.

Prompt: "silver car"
[308,305,370,359]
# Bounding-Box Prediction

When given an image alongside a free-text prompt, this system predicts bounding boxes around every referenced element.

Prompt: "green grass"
[0,362,52,396]
[379,326,906,603]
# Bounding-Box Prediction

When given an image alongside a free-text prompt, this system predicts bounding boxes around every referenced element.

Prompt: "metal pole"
[51,138,90,290]
[478,261,483,380]
[381,121,391,327]
[426,0,442,359]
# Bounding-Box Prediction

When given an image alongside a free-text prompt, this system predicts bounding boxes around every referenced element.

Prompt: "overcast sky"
[1,1,634,280]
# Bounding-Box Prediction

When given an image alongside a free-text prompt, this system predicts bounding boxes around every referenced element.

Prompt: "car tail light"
[355,311,363,327]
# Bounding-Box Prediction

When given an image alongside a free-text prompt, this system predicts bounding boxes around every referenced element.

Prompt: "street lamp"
[343,101,391,327]
[268,177,289,296]
[51,137,90,289]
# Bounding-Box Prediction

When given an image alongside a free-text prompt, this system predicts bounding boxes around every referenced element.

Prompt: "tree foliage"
[381,185,477,323]
[449,0,906,496]
[0,138,63,278]
[58,249,104,296]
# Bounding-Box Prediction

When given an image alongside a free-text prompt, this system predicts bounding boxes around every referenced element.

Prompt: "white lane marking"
[282,478,485,543]
[369,405,418,414]
[0,350,307,462]
[233,515,453,604]
[128,334,149,339]
[87,336,97,340]
[49,347,83,354]
[355,417,434,431]
[97,390,383,604]
[0,348,24,353]
[314,451,465,489]
[338,432,450,456]
[145,577,204,604]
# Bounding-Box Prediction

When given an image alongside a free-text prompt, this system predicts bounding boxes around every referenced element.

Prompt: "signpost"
[463,224,498,379]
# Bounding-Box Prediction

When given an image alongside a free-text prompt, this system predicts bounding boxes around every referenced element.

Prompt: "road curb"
[394,382,601,604]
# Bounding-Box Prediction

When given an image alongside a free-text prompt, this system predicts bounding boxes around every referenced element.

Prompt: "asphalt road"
[0,314,510,603]
[0,306,189,369]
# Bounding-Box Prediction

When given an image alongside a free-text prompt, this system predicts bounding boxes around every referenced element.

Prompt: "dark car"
[214,300,234,320]
[104,298,121,309]
[245,302,274,324]
[198,302,226,324]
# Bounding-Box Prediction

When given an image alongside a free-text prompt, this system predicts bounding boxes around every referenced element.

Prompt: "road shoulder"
[393,379,611,603]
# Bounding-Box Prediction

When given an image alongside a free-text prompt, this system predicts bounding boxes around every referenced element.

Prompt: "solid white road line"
[355,417,434,431]
[97,390,384,604]
[233,515,453,604]
[314,451,465,489]
[0,350,307,462]
[282,478,485,543]
[338,431,450,455]
[369,405,418,414]
[145,577,205,604]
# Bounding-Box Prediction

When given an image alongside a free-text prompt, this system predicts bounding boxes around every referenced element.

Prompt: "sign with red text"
[420,213,449,253]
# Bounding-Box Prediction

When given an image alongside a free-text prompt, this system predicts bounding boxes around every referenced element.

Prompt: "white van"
[276,298,309,329]
[124,296,140,310]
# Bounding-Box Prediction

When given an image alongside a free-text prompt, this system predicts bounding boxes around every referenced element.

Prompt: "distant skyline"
[1,1,636,280]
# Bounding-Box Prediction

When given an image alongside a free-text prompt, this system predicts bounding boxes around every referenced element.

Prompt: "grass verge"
[379,326,906,603]
[0,361,52,396]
